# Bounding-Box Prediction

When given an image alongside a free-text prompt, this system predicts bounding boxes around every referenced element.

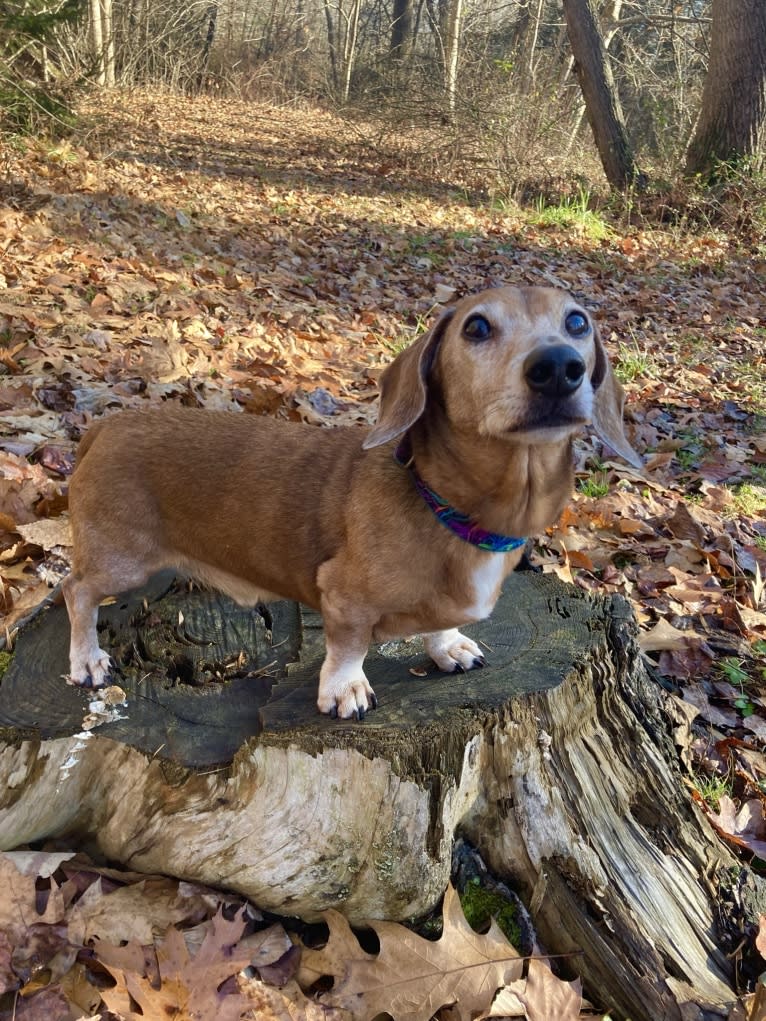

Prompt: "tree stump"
[0,572,742,1019]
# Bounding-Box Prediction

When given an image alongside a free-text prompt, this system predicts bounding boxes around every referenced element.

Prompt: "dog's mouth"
[514,407,589,434]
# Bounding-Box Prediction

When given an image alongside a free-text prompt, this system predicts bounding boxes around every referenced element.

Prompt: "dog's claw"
[473,656,486,668]
[317,675,376,720]
[453,662,465,674]
[370,693,378,710]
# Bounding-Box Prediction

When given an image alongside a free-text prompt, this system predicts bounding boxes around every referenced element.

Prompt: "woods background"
[2,0,765,193]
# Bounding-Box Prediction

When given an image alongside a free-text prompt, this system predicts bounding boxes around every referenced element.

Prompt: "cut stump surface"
[0,572,741,1020]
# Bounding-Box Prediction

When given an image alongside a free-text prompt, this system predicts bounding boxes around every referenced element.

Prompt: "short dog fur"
[64,285,641,718]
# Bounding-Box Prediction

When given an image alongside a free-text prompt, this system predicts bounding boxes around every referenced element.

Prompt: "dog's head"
[363,285,642,468]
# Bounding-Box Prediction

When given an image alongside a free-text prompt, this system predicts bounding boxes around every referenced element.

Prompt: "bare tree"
[424,0,463,116]
[89,0,114,85]
[323,0,362,101]
[562,0,645,189]
[444,0,462,115]
[685,0,766,177]
[195,1,218,92]
[390,0,412,59]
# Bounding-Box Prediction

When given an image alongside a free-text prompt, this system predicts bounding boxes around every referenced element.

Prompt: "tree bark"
[443,0,462,116]
[0,572,751,1020]
[89,0,105,85]
[564,0,623,157]
[562,0,646,190]
[195,1,218,93]
[102,0,115,86]
[685,0,766,178]
[390,0,412,60]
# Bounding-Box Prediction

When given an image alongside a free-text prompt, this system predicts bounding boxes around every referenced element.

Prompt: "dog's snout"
[523,344,586,398]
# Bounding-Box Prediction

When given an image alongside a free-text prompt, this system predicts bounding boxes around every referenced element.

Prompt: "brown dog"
[63,285,641,718]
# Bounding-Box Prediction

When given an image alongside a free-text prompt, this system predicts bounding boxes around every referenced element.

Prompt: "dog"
[63,285,641,719]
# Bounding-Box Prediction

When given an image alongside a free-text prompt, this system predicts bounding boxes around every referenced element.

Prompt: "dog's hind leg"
[62,572,114,688]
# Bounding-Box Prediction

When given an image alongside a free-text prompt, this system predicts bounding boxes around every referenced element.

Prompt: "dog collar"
[394,438,526,554]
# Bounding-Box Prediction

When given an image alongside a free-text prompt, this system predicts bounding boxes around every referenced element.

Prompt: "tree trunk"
[685,0,766,178]
[521,0,544,94]
[195,1,218,93]
[443,0,462,116]
[0,572,749,1020]
[89,0,105,85]
[390,0,412,60]
[102,0,115,87]
[564,0,623,157]
[562,0,646,190]
[341,0,361,103]
[323,0,340,91]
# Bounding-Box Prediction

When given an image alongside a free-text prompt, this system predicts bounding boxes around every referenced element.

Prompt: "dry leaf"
[97,907,253,1021]
[241,976,349,1020]
[706,796,766,859]
[322,885,523,1021]
[756,915,766,962]
[639,619,704,653]
[481,958,581,1019]
[67,875,213,946]
[15,517,71,550]
[0,853,68,941]
[299,907,373,988]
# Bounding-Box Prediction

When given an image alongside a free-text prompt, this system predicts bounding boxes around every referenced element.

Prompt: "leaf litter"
[1,89,766,1018]
[0,850,585,1021]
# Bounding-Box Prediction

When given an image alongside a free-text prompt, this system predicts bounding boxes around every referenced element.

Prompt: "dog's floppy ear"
[590,327,643,469]
[362,308,455,450]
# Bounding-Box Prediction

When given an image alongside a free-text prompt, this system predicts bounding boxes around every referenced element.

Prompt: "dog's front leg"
[423,628,486,674]
[317,594,377,720]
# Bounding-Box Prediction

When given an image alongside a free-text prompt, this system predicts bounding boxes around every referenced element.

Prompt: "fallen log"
[0,572,743,1019]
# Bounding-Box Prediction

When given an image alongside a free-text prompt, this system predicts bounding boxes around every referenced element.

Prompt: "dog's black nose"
[524,345,586,398]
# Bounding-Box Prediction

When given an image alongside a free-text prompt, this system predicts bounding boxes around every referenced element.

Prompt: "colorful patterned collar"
[394,437,526,554]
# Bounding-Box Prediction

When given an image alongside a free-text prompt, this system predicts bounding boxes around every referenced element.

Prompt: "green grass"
[738,360,766,414]
[531,188,612,241]
[578,471,610,499]
[729,482,766,517]
[691,774,731,812]
[673,430,707,473]
[614,341,653,384]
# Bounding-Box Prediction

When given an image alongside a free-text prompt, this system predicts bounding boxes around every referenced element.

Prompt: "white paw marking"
[317,651,376,719]
[423,628,485,673]
[67,647,111,688]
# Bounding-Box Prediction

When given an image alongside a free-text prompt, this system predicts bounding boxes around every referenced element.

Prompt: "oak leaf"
[321,885,523,1021]
[0,852,70,942]
[241,976,349,1020]
[481,958,581,1019]
[97,907,253,1021]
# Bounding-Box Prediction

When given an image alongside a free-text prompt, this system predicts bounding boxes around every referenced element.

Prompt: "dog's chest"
[464,554,508,621]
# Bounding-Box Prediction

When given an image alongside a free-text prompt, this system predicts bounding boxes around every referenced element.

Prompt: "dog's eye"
[463,314,492,342]
[565,311,590,338]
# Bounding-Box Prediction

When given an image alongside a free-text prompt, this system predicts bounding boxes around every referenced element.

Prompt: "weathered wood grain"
[0,572,742,1020]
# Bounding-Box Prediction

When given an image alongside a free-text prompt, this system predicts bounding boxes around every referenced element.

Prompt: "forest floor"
[1,89,766,1020]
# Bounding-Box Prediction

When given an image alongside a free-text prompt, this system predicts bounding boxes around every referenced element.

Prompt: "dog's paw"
[317,676,377,721]
[424,629,485,673]
[66,650,112,689]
